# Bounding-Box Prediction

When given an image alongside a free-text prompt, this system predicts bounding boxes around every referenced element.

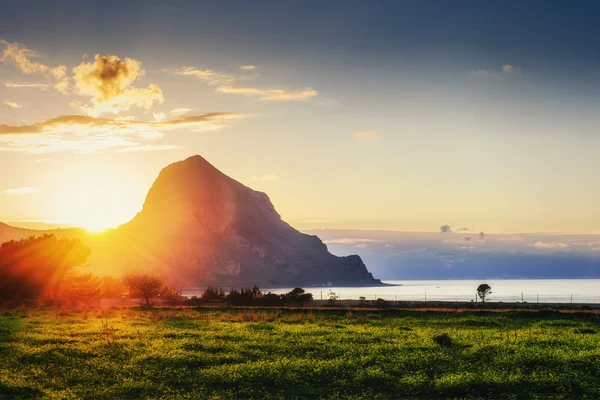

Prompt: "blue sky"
[1,1,599,233]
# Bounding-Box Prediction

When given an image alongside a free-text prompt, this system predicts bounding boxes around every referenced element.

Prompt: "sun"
[81,218,111,233]
[54,165,145,234]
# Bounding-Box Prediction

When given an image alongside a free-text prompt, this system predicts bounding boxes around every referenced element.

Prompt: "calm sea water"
[183,279,600,304]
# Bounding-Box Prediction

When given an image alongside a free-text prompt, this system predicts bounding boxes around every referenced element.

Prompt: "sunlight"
[54,165,145,233]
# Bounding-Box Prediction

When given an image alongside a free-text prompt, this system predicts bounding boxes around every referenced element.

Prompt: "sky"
[1,0,600,233]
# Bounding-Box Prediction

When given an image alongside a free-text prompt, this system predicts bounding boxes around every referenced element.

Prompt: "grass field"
[2,307,600,399]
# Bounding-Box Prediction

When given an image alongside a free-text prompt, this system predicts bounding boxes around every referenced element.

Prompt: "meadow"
[1,307,600,399]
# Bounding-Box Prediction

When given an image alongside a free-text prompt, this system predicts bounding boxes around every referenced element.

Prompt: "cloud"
[300,219,336,224]
[440,224,452,233]
[354,131,378,141]
[502,64,515,73]
[0,112,248,154]
[249,173,277,182]
[323,238,376,244]
[73,54,164,115]
[33,158,52,163]
[172,67,232,85]
[3,100,22,109]
[4,81,52,90]
[532,241,569,249]
[470,64,518,78]
[173,66,318,101]
[217,85,317,101]
[2,187,40,195]
[0,41,69,94]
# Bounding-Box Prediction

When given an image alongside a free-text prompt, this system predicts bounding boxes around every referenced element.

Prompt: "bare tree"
[123,273,163,306]
[476,283,492,303]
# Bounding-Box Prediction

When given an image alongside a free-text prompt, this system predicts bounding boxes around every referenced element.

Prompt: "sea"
[182,279,600,304]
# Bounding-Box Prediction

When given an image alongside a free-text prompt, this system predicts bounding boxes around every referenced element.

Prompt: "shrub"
[433,333,453,347]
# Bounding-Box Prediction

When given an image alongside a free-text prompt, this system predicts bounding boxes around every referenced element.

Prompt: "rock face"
[117,155,381,288]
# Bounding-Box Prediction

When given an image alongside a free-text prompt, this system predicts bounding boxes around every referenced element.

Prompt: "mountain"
[0,156,381,288]
[110,155,381,287]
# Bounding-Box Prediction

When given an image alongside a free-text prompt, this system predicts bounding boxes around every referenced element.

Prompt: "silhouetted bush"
[284,288,313,306]
[224,286,312,306]
[375,298,389,308]
[433,333,453,347]
[201,287,226,302]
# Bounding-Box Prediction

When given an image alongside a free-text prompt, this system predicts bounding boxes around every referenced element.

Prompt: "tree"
[122,273,164,306]
[476,284,492,303]
[0,235,91,301]
[284,287,313,306]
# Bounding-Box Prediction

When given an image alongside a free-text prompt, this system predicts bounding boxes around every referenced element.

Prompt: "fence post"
[425,292,427,302]
[537,293,539,304]
[521,292,524,303]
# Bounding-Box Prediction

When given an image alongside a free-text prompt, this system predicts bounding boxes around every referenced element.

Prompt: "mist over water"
[183,279,600,304]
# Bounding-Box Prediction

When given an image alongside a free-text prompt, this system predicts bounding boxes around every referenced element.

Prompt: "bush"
[200,287,226,303]
[433,333,453,347]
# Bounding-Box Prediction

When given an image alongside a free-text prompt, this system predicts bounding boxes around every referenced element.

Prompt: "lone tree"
[123,273,164,306]
[476,283,492,303]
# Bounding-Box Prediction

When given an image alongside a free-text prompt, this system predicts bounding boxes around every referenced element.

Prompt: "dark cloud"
[440,224,452,234]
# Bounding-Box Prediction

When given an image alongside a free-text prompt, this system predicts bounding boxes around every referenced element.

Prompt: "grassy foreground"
[2,307,600,399]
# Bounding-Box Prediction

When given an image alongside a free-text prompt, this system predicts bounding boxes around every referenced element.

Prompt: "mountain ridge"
[0,155,382,288]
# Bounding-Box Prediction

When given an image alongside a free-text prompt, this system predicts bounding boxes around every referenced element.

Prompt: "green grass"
[2,307,600,399]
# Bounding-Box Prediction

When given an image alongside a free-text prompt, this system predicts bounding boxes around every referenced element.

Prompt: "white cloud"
[173,65,318,101]
[3,100,22,109]
[532,241,569,249]
[2,187,40,195]
[323,238,376,244]
[4,81,52,90]
[0,40,69,94]
[470,64,518,78]
[0,112,248,154]
[172,67,233,85]
[502,64,515,73]
[249,173,277,182]
[218,85,317,101]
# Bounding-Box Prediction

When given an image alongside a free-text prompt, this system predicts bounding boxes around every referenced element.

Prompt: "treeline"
[0,235,181,305]
[189,286,313,306]
[0,235,314,308]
